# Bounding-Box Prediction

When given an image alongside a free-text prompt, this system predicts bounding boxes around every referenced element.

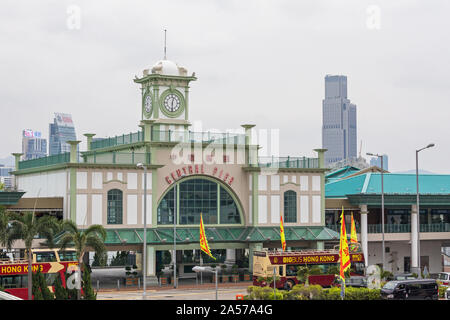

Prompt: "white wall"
[17,170,68,198]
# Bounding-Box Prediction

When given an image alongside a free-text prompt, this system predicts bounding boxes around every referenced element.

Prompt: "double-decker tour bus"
[252,244,365,289]
[0,248,79,300]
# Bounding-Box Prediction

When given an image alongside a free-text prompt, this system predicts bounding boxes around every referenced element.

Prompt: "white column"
[411,204,419,274]
[225,249,236,266]
[360,204,369,268]
[147,246,156,276]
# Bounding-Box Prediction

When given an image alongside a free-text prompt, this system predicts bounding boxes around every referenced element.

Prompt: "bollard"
[97,280,99,292]
[138,278,141,289]
[236,294,244,300]
[117,279,120,291]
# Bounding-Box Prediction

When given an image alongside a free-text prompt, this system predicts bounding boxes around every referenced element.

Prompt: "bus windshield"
[58,251,77,262]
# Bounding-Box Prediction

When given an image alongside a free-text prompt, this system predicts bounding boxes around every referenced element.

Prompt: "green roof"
[326,172,450,198]
[96,226,339,245]
[0,191,26,205]
[325,166,361,183]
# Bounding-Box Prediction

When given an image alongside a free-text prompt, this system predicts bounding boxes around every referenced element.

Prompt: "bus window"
[0,275,26,289]
[286,265,297,276]
[353,262,365,275]
[279,266,283,276]
[58,251,77,262]
[35,251,57,263]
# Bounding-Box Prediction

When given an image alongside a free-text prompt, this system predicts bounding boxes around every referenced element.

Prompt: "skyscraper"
[370,154,389,171]
[322,75,357,166]
[49,113,77,155]
[22,129,47,160]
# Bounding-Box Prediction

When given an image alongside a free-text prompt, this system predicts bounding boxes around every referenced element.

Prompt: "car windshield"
[438,273,449,280]
[383,281,398,290]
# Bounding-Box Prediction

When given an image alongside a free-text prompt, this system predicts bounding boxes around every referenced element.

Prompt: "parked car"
[380,279,439,300]
[393,273,417,280]
[436,272,450,287]
[446,287,450,300]
[428,273,440,280]
[346,276,367,288]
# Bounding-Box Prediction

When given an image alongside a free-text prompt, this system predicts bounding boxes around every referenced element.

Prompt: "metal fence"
[258,156,320,169]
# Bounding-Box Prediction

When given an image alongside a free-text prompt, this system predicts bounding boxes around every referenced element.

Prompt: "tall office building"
[49,113,77,155]
[322,75,357,166]
[0,165,13,189]
[370,154,389,171]
[22,129,47,160]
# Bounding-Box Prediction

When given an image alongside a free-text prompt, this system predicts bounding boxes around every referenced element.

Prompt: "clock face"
[144,95,152,114]
[163,94,181,113]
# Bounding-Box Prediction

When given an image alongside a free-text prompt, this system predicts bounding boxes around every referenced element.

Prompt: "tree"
[53,274,68,300]
[9,212,59,300]
[0,207,15,254]
[32,268,54,300]
[57,220,106,300]
[82,263,96,300]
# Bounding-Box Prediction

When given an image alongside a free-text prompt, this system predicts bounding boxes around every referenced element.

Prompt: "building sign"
[23,129,42,138]
[54,112,74,127]
[0,262,66,275]
[165,164,235,186]
[269,253,364,265]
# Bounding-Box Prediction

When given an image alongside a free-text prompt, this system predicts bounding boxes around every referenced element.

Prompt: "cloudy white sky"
[1,0,449,173]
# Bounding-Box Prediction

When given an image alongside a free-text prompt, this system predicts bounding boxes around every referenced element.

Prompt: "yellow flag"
[199,213,216,260]
[280,215,286,251]
[350,212,358,244]
[339,208,351,282]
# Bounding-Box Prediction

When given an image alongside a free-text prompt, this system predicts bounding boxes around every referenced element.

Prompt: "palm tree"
[9,211,60,300]
[0,207,15,254]
[58,220,106,300]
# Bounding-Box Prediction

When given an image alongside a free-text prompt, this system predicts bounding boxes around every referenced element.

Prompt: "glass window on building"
[107,189,123,224]
[387,209,411,225]
[284,190,297,223]
[431,209,450,224]
[157,178,241,225]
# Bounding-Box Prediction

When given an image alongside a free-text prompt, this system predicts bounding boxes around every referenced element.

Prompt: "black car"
[380,279,439,300]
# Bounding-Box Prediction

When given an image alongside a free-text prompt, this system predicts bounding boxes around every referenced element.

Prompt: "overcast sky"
[1,0,449,173]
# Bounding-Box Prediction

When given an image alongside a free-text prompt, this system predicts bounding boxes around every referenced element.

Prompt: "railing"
[84,152,150,165]
[327,223,450,234]
[258,156,320,169]
[91,131,144,150]
[18,152,70,170]
[152,130,246,145]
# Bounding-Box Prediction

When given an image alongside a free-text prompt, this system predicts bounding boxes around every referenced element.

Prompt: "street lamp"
[367,152,386,271]
[192,266,218,300]
[136,162,147,299]
[173,182,177,288]
[416,143,435,278]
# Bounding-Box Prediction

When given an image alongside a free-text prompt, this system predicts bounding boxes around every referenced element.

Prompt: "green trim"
[0,191,25,205]
[12,163,163,176]
[142,89,154,119]
[156,175,245,227]
[243,167,329,173]
[134,74,197,84]
[159,88,185,118]
[347,194,450,206]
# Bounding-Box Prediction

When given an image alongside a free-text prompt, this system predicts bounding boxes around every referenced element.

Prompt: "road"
[97,286,249,300]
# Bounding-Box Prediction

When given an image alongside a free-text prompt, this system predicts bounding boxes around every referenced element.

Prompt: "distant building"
[0,165,13,189]
[322,75,357,166]
[49,113,77,155]
[22,129,47,160]
[327,156,369,171]
[369,154,389,171]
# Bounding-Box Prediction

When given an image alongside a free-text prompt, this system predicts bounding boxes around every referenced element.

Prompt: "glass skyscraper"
[322,75,357,166]
[22,129,47,160]
[49,113,77,155]
[370,154,389,171]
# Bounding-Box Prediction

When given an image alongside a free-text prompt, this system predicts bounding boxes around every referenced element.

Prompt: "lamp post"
[136,163,147,299]
[173,182,177,288]
[416,143,435,278]
[367,152,385,271]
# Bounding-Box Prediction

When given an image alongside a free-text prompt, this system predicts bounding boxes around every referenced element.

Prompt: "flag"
[350,212,358,244]
[280,215,286,251]
[339,208,351,283]
[199,213,216,260]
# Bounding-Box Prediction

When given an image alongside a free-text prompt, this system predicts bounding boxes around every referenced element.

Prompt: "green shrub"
[438,286,447,298]
[309,266,322,275]
[53,274,68,300]
[82,265,96,300]
[267,289,283,300]
[32,269,54,300]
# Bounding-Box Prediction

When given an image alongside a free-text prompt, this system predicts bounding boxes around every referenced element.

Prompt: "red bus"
[252,245,365,289]
[0,248,79,300]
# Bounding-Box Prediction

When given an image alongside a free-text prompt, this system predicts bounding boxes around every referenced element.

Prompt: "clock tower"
[134,59,197,135]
